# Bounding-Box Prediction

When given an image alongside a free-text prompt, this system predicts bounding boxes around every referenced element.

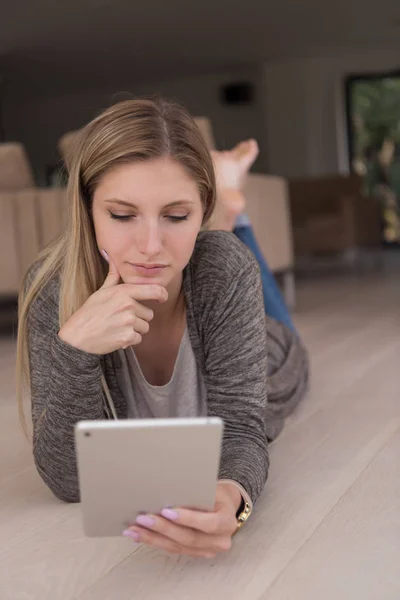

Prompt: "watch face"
[238,502,252,525]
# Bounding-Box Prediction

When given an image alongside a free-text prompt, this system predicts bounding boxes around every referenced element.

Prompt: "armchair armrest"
[339,193,381,247]
[35,188,68,248]
[0,188,68,295]
[0,190,43,293]
[0,193,21,294]
[244,173,294,272]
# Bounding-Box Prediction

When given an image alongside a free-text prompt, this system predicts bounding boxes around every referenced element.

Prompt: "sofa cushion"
[0,143,35,190]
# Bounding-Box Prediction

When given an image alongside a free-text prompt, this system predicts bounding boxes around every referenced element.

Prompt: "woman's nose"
[135,221,163,256]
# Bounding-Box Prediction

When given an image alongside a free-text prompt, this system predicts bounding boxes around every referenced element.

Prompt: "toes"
[232,139,259,163]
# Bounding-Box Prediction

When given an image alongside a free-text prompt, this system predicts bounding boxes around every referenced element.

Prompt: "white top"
[117,327,208,419]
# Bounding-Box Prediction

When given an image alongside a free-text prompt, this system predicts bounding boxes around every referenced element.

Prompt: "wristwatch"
[218,479,253,535]
[234,498,252,535]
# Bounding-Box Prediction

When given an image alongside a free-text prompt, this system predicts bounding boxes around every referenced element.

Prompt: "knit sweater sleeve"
[25,270,104,502]
[186,232,269,503]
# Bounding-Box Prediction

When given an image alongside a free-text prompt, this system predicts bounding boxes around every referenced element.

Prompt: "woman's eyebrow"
[104,199,196,208]
[163,200,197,208]
[104,199,137,208]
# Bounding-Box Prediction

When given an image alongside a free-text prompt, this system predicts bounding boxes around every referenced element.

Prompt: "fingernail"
[161,508,179,521]
[101,249,109,262]
[136,515,156,528]
[122,529,140,542]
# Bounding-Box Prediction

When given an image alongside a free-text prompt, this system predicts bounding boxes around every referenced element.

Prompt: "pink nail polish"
[136,515,156,528]
[161,508,179,521]
[122,529,140,542]
[101,249,109,262]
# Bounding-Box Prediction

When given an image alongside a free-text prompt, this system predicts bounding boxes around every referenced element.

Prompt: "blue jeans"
[233,225,297,333]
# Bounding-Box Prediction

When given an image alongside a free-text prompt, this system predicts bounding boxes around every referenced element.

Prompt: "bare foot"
[207,139,259,231]
[231,139,259,174]
[211,139,259,192]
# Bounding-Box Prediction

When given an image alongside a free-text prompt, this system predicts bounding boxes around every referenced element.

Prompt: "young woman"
[17,98,308,559]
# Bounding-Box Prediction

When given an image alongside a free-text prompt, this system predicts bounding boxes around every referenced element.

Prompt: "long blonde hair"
[16,98,216,433]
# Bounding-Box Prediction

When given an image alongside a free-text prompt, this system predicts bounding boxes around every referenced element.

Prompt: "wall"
[263,44,400,179]
[2,66,268,183]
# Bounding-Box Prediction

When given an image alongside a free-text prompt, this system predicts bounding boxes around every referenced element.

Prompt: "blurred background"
[0,0,399,323]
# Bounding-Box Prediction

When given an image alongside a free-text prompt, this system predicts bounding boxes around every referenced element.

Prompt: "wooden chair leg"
[283,270,296,310]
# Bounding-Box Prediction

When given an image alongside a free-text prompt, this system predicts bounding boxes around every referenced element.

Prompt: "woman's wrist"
[217,480,243,514]
[58,325,88,354]
[58,326,78,348]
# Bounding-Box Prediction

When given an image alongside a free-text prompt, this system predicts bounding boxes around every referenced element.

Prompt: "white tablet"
[75,417,223,537]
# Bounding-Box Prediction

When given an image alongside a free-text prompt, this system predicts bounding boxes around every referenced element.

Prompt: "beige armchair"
[0,143,67,296]
[288,174,382,258]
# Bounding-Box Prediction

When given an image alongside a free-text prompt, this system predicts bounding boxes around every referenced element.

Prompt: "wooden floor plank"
[261,429,400,600]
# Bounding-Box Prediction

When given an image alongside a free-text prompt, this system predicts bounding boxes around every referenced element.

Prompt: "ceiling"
[1,0,400,94]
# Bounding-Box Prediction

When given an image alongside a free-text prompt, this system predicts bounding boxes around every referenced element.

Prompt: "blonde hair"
[16,97,217,433]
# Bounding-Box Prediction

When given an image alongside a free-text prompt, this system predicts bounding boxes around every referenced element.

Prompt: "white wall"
[3,66,269,184]
[264,44,400,179]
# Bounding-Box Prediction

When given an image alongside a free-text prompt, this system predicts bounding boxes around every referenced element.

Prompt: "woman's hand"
[58,251,168,355]
[122,482,242,558]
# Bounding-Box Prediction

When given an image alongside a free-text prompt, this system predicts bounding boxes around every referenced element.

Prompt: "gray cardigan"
[27,232,270,504]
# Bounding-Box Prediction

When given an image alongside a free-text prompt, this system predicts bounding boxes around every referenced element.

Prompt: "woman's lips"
[131,264,167,276]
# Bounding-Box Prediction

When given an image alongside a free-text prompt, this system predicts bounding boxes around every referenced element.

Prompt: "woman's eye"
[167,215,189,222]
[108,211,188,223]
[108,211,133,221]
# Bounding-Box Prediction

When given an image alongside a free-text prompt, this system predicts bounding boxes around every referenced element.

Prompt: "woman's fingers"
[162,506,237,537]
[121,484,240,558]
[124,525,218,559]
[121,283,168,305]
[125,514,232,554]
[100,250,121,287]
[134,301,155,323]
[131,316,150,336]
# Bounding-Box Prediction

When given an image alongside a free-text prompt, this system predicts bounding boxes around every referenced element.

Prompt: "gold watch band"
[233,501,252,535]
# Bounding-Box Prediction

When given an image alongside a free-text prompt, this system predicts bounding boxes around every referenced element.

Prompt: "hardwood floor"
[0,272,399,600]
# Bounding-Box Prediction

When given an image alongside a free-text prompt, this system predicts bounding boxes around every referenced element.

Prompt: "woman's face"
[92,157,204,287]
